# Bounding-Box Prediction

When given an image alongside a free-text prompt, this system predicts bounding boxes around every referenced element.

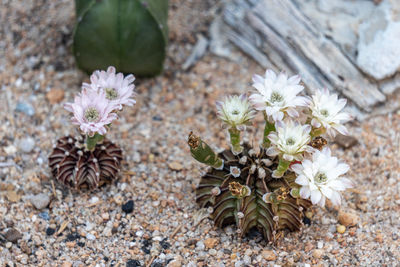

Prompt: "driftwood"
[212,0,400,114]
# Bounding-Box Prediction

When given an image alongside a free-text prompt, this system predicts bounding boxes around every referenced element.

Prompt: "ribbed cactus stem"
[228,127,243,155]
[188,132,224,169]
[86,133,104,151]
[262,114,275,148]
[272,158,291,178]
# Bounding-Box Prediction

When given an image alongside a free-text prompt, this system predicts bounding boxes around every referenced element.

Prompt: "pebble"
[18,137,35,153]
[338,210,359,226]
[337,225,346,234]
[168,162,183,171]
[196,241,205,251]
[5,242,12,249]
[262,249,276,261]
[86,233,96,241]
[38,211,50,220]
[46,88,65,104]
[61,263,72,267]
[126,259,141,267]
[167,260,182,267]
[30,193,50,210]
[204,237,218,249]
[312,249,324,259]
[122,200,134,213]
[46,227,56,236]
[4,228,22,243]
[15,101,35,116]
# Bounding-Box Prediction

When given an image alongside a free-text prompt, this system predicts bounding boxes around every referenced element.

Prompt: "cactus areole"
[73,0,168,76]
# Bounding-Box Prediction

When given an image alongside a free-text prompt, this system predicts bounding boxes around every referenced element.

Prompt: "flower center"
[105,87,118,100]
[286,137,296,146]
[320,109,329,117]
[84,107,100,122]
[231,109,240,116]
[270,92,283,103]
[314,172,328,183]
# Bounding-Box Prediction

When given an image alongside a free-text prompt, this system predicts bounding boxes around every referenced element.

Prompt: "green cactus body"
[73,0,168,76]
[195,144,311,242]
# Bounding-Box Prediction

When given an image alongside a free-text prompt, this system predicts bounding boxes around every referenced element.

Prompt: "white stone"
[357,1,400,80]
[30,193,50,210]
[18,137,35,153]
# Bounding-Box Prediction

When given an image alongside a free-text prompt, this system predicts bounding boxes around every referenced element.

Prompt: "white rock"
[86,233,96,240]
[357,1,400,80]
[30,193,50,210]
[18,137,35,153]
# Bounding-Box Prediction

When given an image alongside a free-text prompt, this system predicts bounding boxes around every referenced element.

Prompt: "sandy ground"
[0,1,399,266]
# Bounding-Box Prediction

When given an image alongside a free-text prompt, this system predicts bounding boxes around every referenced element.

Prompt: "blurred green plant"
[73,0,168,76]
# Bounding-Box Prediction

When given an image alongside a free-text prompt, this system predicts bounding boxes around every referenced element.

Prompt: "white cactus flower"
[292,147,353,207]
[216,94,255,130]
[249,69,309,122]
[267,120,312,161]
[309,88,352,137]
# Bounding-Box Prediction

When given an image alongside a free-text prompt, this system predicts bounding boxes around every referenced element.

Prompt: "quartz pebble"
[262,249,276,261]
[338,210,359,226]
[18,137,35,153]
[30,193,50,210]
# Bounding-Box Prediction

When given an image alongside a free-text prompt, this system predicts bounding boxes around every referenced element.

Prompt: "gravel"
[0,0,400,266]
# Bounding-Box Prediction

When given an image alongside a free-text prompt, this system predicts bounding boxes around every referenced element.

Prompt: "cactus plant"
[189,69,353,242]
[73,0,168,76]
[49,66,136,190]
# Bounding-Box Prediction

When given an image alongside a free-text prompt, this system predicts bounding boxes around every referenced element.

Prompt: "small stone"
[126,259,141,267]
[334,134,358,149]
[4,145,17,155]
[6,191,21,203]
[46,89,65,104]
[122,200,134,213]
[61,262,72,267]
[262,249,276,261]
[196,241,205,251]
[18,137,35,153]
[86,233,96,240]
[5,242,12,249]
[337,225,346,234]
[375,233,384,243]
[30,193,50,210]
[338,210,359,226]
[167,259,182,267]
[101,213,110,220]
[312,249,323,259]
[204,238,218,249]
[15,101,35,116]
[46,227,56,236]
[4,228,22,243]
[168,162,183,171]
[38,211,50,220]
[209,249,217,256]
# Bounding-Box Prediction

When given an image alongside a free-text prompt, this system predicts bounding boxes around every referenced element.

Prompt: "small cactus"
[49,66,136,190]
[73,0,168,76]
[189,69,353,242]
[49,136,122,190]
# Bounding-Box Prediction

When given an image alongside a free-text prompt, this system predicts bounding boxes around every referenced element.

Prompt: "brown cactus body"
[195,144,311,242]
[48,136,123,190]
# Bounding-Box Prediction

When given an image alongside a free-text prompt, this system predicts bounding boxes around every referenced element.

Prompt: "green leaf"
[73,0,168,76]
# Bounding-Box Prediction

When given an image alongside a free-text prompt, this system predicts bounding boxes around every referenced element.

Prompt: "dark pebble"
[122,200,134,213]
[46,227,56,236]
[152,115,163,121]
[141,239,152,254]
[160,238,170,250]
[104,256,109,262]
[65,232,80,242]
[77,242,85,247]
[150,263,163,267]
[303,217,311,225]
[126,259,141,267]
[4,228,22,243]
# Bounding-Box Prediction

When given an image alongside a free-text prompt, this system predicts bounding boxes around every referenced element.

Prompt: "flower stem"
[273,158,290,178]
[228,127,243,155]
[86,133,104,151]
[262,113,275,148]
